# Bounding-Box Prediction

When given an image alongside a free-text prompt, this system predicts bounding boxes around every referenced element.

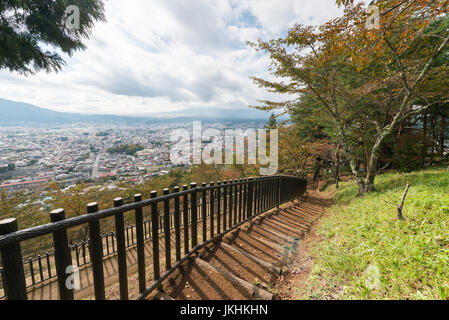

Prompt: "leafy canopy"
[0,0,105,74]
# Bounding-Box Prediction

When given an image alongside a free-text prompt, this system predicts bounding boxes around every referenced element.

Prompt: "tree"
[278,125,327,178]
[0,0,105,75]
[191,164,225,183]
[0,190,37,221]
[0,163,15,173]
[49,182,99,241]
[249,0,449,195]
[265,113,278,129]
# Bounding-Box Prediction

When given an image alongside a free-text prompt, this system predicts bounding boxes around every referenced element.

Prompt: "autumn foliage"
[250,0,449,195]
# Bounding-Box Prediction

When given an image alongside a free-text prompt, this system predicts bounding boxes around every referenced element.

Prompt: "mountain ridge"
[0,98,272,124]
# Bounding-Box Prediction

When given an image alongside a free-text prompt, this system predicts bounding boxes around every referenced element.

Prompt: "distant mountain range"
[0,98,274,125]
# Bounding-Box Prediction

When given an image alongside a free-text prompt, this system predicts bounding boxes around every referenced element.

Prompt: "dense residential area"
[0,121,261,188]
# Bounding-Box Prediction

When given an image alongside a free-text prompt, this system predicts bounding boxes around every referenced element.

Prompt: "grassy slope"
[298,167,449,300]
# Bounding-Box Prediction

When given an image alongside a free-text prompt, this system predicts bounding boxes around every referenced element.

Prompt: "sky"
[0,0,345,117]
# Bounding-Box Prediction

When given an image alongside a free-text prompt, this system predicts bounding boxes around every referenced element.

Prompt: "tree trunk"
[339,129,366,196]
[440,114,446,161]
[335,150,340,190]
[364,135,383,193]
[421,113,428,167]
[364,175,375,193]
[430,115,436,164]
[348,157,365,196]
[398,120,404,138]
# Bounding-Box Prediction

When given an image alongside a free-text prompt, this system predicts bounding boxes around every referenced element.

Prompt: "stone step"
[197,242,277,288]
[144,196,324,301]
[160,258,249,300]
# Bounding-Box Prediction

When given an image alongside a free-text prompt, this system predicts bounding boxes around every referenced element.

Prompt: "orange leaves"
[336,0,354,7]
[250,0,449,125]
[277,125,325,176]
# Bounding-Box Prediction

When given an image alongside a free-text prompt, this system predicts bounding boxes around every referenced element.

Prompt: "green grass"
[297,167,449,300]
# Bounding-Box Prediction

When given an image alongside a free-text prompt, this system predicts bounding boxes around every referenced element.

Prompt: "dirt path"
[144,190,330,300]
[275,190,334,300]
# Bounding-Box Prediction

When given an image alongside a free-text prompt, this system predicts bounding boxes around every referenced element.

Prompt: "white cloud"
[0,0,344,116]
[235,0,343,35]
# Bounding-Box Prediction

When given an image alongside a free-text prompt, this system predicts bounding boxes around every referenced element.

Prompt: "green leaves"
[0,0,105,74]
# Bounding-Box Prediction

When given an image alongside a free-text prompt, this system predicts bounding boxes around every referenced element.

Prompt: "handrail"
[0,175,306,300]
[0,180,261,247]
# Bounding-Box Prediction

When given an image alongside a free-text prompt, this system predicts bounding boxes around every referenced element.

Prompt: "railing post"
[275,176,278,208]
[276,177,280,206]
[242,178,247,219]
[190,183,198,248]
[163,189,171,270]
[223,180,228,231]
[182,185,189,255]
[50,209,74,300]
[228,180,234,229]
[265,177,268,209]
[113,198,128,300]
[28,258,35,285]
[0,218,27,300]
[46,252,51,279]
[201,182,207,243]
[37,255,44,282]
[264,178,269,211]
[237,179,243,223]
[173,187,181,261]
[260,178,264,212]
[268,178,271,209]
[233,179,238,225]
[260,178,264,211]
[74,244,79,267]
[150,191,160,280]
[266,177,270,209]
[134,194,146,294]
[87,202,105,300]
[209,182,215,238]
[105,234,110,255]
[254,177,259,215]
[216,181,221,235]
[248,178,254,218]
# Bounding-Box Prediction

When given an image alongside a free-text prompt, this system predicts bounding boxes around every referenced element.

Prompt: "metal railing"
[0,175,306,300]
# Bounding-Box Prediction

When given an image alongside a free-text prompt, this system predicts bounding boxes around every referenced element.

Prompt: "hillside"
[284,167,449,300]
[0,98,149,124]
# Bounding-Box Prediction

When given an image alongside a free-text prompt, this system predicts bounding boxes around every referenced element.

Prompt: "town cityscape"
[0,121,264,195]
